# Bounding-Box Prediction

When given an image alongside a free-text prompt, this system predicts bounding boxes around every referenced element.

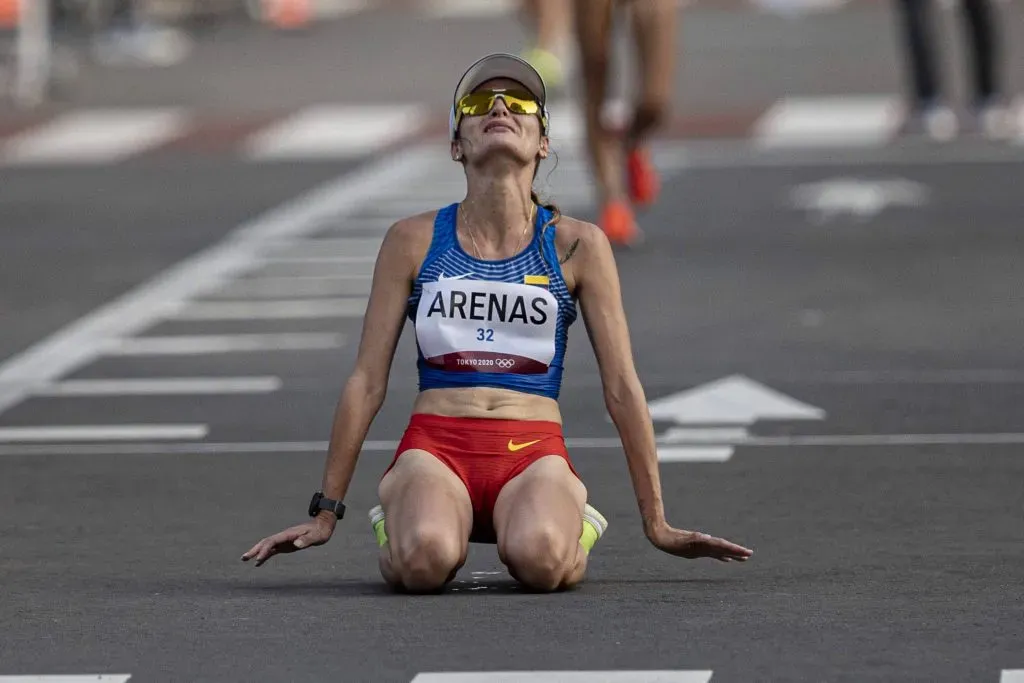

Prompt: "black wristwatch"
[308,491,346,520]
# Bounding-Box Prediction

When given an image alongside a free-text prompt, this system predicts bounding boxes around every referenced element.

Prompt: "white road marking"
[0,425,207,443]
[0,144,435,416]
[1001,671,1024,683]
[1,109,188,165]
[421,0,517,18]
[246,260,376,278]
[32,377,282,396]
[257,255,377,264]
[410,673,713,683]
[245,105,426,160]
[656,447,735,463]
[0,677,132,682]
[676,139,1024,168]
[5,432,1024,455]
[264,237,384,258]
[209,277,371,299]
[753,96,902,149]
[99,333,345,356]
[173,298,367,320]
[656,427,749,462]
[799,369,1024,384]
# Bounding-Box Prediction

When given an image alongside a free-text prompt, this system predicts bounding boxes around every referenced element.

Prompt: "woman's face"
[453,77,549,167]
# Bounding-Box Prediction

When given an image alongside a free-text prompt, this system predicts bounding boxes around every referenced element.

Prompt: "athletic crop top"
[407,202,578,400]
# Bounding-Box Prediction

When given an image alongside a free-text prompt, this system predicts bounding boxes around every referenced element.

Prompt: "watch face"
[308,492,323,516]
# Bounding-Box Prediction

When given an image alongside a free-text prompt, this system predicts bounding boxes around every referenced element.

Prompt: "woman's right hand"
[240,515,335,567]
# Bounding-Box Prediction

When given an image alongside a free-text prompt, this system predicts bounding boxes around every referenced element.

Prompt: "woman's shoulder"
[551,213,611,254]
[376,209,442,274]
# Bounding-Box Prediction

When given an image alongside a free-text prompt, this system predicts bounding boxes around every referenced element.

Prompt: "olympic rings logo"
[495,358,516,369]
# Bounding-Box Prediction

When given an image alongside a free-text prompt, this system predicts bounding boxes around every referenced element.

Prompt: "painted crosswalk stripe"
[0,425,207,442]
[32,377,282,396]
[173,299,367,320]
[1001,671,1024,683]
[410,673,713,683]
[753,96,902,148]
[100,333,345,356]
[248,260,376,278]
[422,0,517,18]
[264,237,384,259]
[259,254,377,264]
[245,105,425,160]
[0,677,132,682]
[210,276,371,299]
[1,109,188,164]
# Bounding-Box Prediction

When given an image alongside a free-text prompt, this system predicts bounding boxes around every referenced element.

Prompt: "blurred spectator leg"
[960,0,1014,138]
[895,0,957,140]
[92,0,192,67]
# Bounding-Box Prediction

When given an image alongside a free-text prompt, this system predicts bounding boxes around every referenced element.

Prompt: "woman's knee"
[499,521,578,592]
[388,524,466,592]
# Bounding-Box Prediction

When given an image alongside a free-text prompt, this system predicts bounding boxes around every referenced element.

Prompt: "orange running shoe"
[627,147,660,208]
[600,200,641,246]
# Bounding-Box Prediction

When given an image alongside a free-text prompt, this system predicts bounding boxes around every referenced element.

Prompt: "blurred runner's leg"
[573,0,640,246]
[625,0,676,208]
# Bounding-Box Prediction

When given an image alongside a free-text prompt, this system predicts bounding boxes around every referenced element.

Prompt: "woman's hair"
[531,154,561,246]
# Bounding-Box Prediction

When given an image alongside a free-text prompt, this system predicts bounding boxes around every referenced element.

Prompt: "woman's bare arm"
[315,216,430,523]
[569,220,753,562]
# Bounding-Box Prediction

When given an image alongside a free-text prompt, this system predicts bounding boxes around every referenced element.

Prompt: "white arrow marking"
[646,375,825,462]
[789,177,929,222]
[648,375,825,426]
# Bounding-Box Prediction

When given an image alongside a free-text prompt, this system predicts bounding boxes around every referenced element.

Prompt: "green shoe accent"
[368,505,387,547]
[520,46,564,90]
[580,503,608,554]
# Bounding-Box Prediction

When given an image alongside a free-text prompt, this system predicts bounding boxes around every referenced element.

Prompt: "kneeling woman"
[242,53,753,593]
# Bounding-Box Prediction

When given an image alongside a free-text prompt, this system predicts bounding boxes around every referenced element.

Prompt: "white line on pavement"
[0,677,133,682]
[208,277,371,299]
[0,425,208,443]
[99,333,346,356]
[173,299,367,320]
[4,432,1024,456]
[32,377,282,396]
[410,673,713,683]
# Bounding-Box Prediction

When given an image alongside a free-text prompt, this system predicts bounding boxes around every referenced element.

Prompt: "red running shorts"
[383,413,581,543]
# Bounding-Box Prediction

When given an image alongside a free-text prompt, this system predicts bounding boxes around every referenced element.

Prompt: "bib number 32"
[476,328,495,342]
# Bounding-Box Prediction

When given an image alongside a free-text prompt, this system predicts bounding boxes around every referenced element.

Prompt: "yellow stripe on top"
[524,274,550,285]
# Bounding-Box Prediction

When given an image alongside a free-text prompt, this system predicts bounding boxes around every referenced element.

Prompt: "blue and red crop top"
[406,202,578,401]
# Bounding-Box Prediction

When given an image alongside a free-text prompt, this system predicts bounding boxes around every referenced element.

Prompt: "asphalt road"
[1,129,1023,683]
[2,7,1023,679]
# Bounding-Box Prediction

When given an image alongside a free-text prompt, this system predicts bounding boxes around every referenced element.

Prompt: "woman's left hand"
[646,523,753,563]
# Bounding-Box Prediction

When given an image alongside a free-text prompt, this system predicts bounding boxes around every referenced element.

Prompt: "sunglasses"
[454,88,548,133]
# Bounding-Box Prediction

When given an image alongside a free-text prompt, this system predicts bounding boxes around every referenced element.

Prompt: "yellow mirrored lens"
[457,90,540,117]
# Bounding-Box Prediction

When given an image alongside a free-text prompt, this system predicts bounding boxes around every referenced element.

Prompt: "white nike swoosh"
[439,273,473,280]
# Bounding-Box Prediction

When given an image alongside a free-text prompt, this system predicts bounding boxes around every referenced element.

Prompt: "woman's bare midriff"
[412,386,563,424]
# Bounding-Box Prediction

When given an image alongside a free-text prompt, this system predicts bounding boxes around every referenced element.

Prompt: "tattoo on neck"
[559,238,580,264]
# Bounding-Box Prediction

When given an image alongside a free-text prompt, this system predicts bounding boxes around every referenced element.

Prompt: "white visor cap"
[449,52,549,140]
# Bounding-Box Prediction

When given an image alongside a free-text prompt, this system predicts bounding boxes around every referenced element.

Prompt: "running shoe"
[599,200,642,246]
[580,503,609,554]
[368,504,387,547]
[520,46,565,92]
[627,147,661,207]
